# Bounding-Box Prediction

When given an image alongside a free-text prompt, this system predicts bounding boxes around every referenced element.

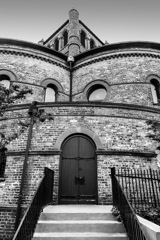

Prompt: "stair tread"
[34,205,128,239]
[40,212,115,221]
[38,220,121,224]
[34,232,128,237]
[43,205,113,213]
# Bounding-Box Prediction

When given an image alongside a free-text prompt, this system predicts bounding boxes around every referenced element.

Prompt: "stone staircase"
[32,205,129,240]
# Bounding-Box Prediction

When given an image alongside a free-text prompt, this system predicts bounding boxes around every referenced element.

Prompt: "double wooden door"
[59,135,97,204]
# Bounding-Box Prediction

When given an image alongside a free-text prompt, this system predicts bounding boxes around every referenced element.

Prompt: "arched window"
[42,78,63,103]
[45,84,58,102]
[80,30,86,48]
[84,80,109,102]
[55,38,59,51]
[88,85,107,101]
[63,30,68,46]
[0,75,10,89]
[150,79,160,104]
[90,39,95,49]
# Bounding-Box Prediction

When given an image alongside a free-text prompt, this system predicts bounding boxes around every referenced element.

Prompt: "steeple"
[68,9,80,56]
[43,8,104,56]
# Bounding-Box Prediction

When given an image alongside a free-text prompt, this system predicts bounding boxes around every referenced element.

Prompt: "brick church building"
[0,8,160,239]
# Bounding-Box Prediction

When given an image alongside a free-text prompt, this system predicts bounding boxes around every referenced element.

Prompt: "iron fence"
[0,149,6,178]
[114,167,160,208]
[12,167,54,240]
[111,167,147,240]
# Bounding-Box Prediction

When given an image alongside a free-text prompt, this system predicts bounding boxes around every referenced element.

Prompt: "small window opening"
[45,84,58,102]
[88,85,107,101]
[90,39,95,49]
[63,30,68,46]
[80,30,86,48]
[55,38,59,51]
[0,75,10,89]
[150,79,160,103]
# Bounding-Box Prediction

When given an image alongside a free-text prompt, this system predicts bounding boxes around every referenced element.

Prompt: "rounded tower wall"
[73,50,160,108]
[0,40,160,239]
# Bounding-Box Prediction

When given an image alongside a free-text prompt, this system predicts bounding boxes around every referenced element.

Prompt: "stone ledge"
[6,150,156,158]
[137,215,160,240]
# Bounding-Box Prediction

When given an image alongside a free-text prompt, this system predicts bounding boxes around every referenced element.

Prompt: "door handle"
[75,176,85,185]
[79,176,85,185]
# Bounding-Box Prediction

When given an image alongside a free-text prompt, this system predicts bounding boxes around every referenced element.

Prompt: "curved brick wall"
[0,40,160,239]
[73,50,160,108]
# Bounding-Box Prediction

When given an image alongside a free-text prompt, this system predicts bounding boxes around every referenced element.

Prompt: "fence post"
[44,168,54,204]
[111,167,117,205]
[150,168,157,207]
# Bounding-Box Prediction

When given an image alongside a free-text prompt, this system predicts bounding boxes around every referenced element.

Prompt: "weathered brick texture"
[1,40,160,239]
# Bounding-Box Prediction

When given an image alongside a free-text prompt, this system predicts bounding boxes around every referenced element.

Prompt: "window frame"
[0,69,17,90]
[147,75,160,104]
[80,30,86,48]
[83,80,109,102]
[41,78,64,103]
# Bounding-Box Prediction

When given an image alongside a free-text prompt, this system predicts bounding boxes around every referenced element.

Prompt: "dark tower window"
[55,38,59,51]
[150,79,160,103]
[63,30,68,46]
[88,85,107,101]
[0,75,10,89]
[80,30,86,48]
[90,39,95,49]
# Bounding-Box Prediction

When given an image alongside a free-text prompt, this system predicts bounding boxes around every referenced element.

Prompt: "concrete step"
[35,220,125,233]
[43,205,113,213]
[32,205,129,240]
[33,232,128,239]
[40,212,116,221]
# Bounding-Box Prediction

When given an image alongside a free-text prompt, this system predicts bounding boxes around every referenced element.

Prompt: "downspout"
[67,55,74,102]
[15,101,38,230]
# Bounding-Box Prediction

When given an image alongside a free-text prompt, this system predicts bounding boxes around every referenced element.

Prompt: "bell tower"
[68,9,80,56]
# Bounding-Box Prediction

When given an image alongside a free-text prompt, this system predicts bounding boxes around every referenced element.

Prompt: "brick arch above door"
[55,127,103,150]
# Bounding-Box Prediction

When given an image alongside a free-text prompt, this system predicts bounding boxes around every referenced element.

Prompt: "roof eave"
[74,41,160,61]
[0,38,68,61]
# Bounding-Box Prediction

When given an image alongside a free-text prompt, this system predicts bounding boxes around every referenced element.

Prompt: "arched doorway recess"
[59,134,97,204]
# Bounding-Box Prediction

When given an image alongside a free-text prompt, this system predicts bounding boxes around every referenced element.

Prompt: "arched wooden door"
[59,135,97,204]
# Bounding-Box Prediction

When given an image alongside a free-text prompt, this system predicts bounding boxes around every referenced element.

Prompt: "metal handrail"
[12,167,54,240]
[111,167,147,240]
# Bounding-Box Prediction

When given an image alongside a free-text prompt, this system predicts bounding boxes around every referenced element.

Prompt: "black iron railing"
[111,168,147,240]
[114,168,160,208]
[12,167,54,240]
[0,149,6,178]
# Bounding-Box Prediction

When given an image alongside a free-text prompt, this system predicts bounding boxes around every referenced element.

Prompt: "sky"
[0,0,160,45]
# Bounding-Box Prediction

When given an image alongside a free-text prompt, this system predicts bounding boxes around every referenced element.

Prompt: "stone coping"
[137,215,160,240]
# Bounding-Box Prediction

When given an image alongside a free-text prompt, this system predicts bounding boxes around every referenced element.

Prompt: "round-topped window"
[88,85,107,101]
[0,75,10,89]
[45,84,58,102]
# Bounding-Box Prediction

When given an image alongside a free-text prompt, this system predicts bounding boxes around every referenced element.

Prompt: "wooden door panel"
[60,158,78,197]
[79,137,95,158]
[62,137,78,158]
[60,135,97,204]
[79,158,96,196]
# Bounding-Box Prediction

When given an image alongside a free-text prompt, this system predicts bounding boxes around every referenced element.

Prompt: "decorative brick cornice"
[0,49,69,70]
[74,51,160,70]
[6,150,156,158]
[96,150,156,158]
[4,101,160,115]
[6,150,61,156]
